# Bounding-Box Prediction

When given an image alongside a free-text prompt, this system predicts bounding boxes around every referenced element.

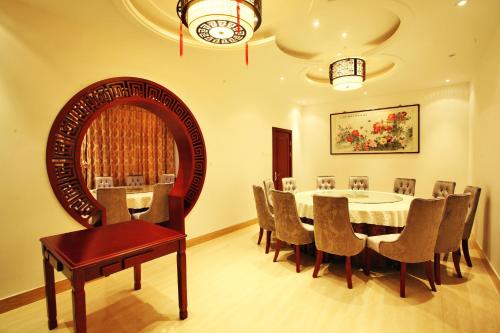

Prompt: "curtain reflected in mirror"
[80,105,178,189]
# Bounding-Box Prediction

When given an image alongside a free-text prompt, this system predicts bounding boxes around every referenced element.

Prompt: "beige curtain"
[81,105,175,189]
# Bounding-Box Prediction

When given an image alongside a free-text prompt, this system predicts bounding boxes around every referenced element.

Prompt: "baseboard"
[472,240,500,294]
[186,218,257,247]
[0,219,258,314]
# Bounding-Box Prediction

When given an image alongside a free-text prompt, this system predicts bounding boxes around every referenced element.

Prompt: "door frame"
[272,127,292,190]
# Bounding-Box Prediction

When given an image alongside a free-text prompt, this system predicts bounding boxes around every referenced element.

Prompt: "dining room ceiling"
[121,0,500,105]
[5,0,499,106]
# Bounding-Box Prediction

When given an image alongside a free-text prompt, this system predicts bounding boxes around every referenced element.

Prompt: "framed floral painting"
[330,104,420,155]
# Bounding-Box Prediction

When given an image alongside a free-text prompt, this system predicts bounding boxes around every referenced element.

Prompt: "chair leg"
[462,239,472,267]
[452,249,463,278]
[257,227,264,245]
[425,261,437,292]
[400,262,406,298]
[434,253,441,285]
[273,239,282,262]
[295,245,301,273]
[313,250,323,278]
[265,231,272,254]
[364,248,371,276]
[346,256,353,289]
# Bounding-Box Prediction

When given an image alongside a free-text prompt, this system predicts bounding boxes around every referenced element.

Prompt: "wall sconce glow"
[329,58,366,91]
[445,79,451,83]
[456,0,468,7]
[313,19,320,28]
[177,0,262,46]
[341,32,348,38]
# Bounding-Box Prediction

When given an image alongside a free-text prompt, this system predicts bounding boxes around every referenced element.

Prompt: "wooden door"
[272,127,292,190]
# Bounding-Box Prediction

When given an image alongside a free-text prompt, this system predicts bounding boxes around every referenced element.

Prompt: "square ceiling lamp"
[177,0,262,46]
[329,58,366,91]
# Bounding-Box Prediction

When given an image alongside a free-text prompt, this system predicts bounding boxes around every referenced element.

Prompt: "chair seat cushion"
[302,223,314,232]
[354,233,368,246]
[367,233,400,253]
[132,212,142,220]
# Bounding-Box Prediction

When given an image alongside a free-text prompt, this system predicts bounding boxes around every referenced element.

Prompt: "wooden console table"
[40,220,187,333]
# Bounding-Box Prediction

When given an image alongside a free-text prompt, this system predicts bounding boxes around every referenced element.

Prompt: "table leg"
[42,251,57,330]
[71,272,87,333]
[177,239,188,320]
[134,265,142,290]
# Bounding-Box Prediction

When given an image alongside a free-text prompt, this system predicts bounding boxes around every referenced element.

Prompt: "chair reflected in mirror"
[133,183,173,224]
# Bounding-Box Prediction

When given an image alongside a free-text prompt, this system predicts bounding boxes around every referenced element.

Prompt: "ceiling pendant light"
[177,0,262,47]
[329,58,366,91]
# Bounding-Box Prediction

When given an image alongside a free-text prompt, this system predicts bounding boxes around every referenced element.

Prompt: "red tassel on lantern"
[237,0,241,34]
[245,42,249,66]
[180,22,184,57]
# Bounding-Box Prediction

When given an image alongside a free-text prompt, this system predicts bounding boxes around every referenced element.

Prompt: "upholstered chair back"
[378,198,445,263]
[349,176,369,190]
[313,196,364,256]
[133,183,173,223]
[95,176,114,189]
[435,194,470,253]
[462,186,481,240]
[96,187,131,225]
[393,178,416,196]
[316,176,336,190]
[432,180,456,198]
[281,177,297,193]
[126,175,145,187]
[159,173,175,184]
[263,179,275,211]
[271,190,314,245]
[252,185,275,231]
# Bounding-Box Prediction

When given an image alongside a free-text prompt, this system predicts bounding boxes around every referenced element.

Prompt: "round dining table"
[91,185,154,210]
[294,189,414,228]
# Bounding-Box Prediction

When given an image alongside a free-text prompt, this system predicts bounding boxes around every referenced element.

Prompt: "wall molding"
[472,240,500,294]
[0,219,257,314]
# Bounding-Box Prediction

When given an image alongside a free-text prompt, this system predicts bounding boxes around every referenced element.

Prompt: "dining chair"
[126,175,145,187]
[434,194,470,284]
[393,178,416,196]
[316,176,336,190]
[95,176,114,189]
[349,176,369,190]
[271,190,314,273]
[432,180,456,198]
[252,185,275,254]
[132,183,173,223]
[159,173,175,184]
[281,177,297,193]
[262,179,275,213]
[366,198,445,297]
[96,187,131,225]
[461,186,481,267]
[312,195,367,288]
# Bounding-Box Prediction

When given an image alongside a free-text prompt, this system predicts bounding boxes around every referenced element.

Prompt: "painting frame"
[330,104,420,155]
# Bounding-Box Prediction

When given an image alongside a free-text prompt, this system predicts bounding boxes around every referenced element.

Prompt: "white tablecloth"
[90,188,153,209]
[295,190,414,228]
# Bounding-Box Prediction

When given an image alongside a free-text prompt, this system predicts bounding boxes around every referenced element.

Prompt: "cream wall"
[470,27,500,275]
[295,84,471,198]
[0,2,295,299]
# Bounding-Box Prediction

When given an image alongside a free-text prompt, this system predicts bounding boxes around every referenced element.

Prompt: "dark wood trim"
[329,104,420,155]
[46,77,207,229]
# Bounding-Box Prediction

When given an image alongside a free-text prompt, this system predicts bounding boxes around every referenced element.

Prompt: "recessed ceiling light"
[280,76,285,81]
[318,67,324,72]
[445,79,451,83]
[313,19,320,28]
[363,91,368,95]
[456,0,468,7]
[341,32,348,38]
[336,52,342,57]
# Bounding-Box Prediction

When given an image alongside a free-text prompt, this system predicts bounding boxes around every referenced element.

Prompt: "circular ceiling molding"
[122,0,276,48]
[274,0,402,61]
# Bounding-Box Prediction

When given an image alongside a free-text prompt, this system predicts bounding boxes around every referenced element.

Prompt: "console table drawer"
[123,250,156,268]
[100,262,122,276]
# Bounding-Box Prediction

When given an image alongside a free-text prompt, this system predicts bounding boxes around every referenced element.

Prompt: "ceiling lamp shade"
[177,0,262,46]
[329,58,366,91]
